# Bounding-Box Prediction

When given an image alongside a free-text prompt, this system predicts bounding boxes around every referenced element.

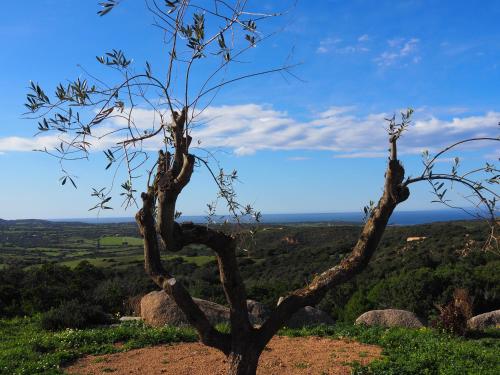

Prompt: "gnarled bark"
[137,125,410,374]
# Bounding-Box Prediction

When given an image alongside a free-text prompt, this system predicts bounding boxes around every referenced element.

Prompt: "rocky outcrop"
[285,306,334,328]
[282,236,300,245]
[140,291,270,327]
[275,297,334,328]
[467,310,500,330]
[141,291,229,327]
[355,309,424,328]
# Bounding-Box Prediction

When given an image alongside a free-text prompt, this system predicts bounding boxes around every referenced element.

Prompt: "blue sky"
[0,0,498,219]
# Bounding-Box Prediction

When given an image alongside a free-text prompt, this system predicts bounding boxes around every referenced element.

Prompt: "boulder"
[276,297,334,328]
[286,306,334,328]
[141,291,270,327]
[246,299,270,326]
[355,309,424,328]
[467,310,500,330]
[141,291,229,327]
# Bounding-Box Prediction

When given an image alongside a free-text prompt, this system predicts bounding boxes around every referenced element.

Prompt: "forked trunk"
[227,348,261,375]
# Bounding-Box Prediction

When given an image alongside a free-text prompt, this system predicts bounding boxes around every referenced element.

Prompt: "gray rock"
[276,297,334,328]
[246,299,270,326]
[140,291,270,327]
[286,306,334,328]
[467,310,500,330]
[355,309,424,328]
[141,291,229,327]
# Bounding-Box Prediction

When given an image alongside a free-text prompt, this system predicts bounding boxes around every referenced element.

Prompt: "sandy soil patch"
[65,336,381,375]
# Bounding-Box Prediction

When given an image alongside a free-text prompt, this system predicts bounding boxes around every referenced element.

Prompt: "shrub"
[41,300,112,331]
[123,295,142,316]
[432,289,473,336]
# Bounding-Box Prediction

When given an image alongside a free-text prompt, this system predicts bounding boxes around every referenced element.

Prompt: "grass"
[1,317,498,375]
[0,317,197,375]
[100,236,143,247]
[59,258,112,268]
[279,324,500,375]
[58,255,215,269]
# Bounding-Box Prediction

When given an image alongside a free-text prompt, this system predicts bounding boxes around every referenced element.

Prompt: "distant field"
[59,254,215,269]
[100,236,143,246]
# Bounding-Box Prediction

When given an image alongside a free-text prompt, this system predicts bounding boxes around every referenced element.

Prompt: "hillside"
[0,219,498,322]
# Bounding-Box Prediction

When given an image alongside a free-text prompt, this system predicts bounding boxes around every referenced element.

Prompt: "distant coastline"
[43,208,488,226]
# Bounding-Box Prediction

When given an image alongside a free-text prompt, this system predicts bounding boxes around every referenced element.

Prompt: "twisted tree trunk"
[136,112,410,375]
[227,346,260,375]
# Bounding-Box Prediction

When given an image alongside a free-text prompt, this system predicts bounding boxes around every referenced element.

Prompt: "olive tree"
[25,1,498,374]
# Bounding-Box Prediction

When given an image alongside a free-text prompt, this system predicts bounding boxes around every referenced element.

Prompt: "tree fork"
[136,190,231,354]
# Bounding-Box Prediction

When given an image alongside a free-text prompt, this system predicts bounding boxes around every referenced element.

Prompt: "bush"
[41,300,112,331]
[432,289,473,336]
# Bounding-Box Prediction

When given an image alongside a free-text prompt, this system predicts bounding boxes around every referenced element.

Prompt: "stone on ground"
[355,309,424,328]
[467,310,500,330]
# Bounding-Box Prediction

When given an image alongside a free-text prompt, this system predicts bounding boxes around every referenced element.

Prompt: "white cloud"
[316,36,369,54]
[0,135,62,152]
[287,156,311,161]
[358,34,370,42]
[316,37,342,54]
[2,105,498,159]
[375,38,420,67]
[334,151,387,159]
[189,105,499,157]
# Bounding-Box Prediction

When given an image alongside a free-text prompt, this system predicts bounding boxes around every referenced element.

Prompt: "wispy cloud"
[316,35,370,54]
[287,156,311,161]
[316,37,342,54]
[2,105,498,159]
[358,34,370,42]
[375,37,420,67]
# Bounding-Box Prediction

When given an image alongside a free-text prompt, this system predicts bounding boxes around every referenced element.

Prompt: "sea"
[55,209,485,226]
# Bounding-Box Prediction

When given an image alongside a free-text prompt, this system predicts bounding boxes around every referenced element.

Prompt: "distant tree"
[25,1,498,374]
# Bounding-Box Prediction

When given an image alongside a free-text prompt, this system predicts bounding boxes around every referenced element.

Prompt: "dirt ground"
[65,336,382,375]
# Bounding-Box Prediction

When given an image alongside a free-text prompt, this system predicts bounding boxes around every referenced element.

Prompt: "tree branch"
[180,222,252,336]
[256,141,410,349]
[135,190,231,354]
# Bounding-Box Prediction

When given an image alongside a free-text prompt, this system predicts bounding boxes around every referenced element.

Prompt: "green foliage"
[2,317,498,375]
[41,300,111,331]
[280,324,500,375]
[1,220,499,325]
[0,317,197,374]
[99,236,143,246]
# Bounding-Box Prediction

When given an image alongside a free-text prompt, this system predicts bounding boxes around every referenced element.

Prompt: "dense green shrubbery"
[0,261,156,325]
[41,300,111,331]
[1,221,499,329]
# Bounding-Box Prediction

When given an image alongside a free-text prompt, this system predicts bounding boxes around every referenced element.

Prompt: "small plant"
[294,361,310,368]
[432,288,473,336]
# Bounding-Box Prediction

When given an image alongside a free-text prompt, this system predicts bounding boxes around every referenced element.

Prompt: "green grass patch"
[58,255,215,269]
[0,317,197,374]
[100,236,143,246]
[1,317,498,375]
[279,324,500,375]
